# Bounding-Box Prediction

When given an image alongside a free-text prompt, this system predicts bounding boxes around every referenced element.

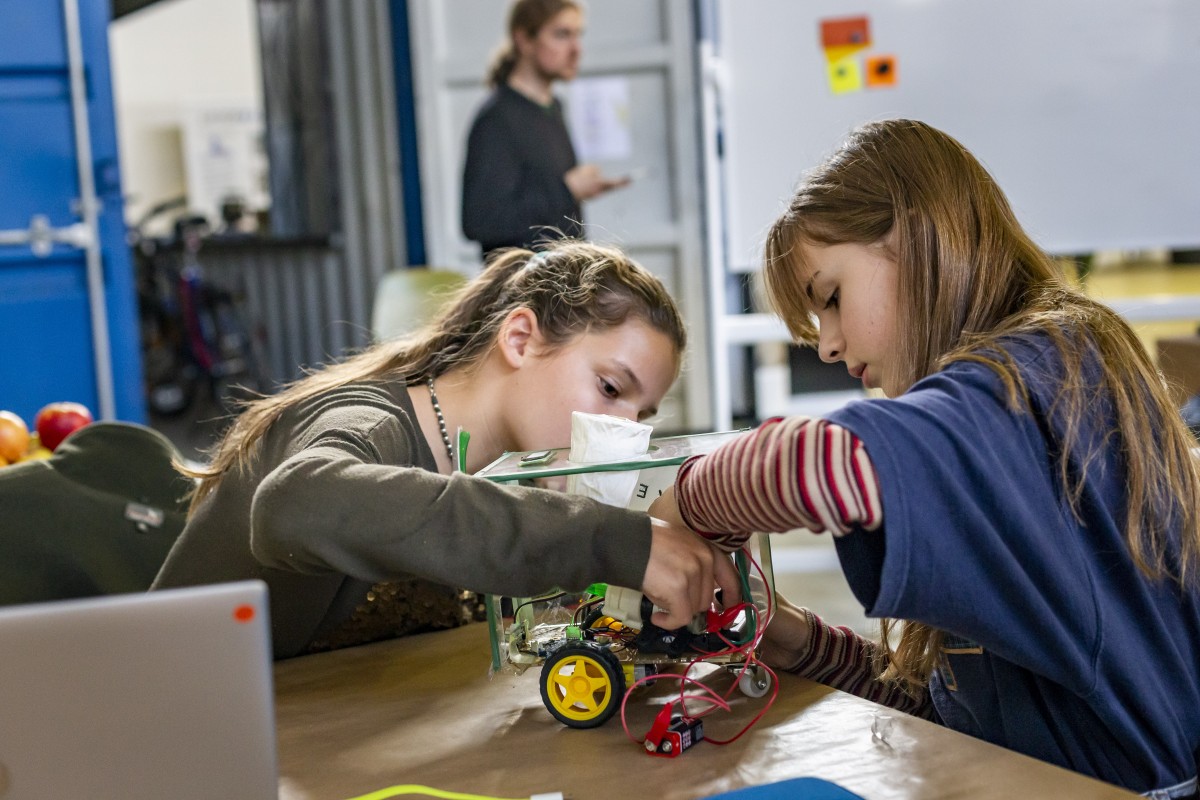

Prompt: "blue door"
[0,0,144,423]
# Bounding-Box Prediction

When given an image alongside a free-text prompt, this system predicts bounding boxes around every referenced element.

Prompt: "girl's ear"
[496,307,542,369]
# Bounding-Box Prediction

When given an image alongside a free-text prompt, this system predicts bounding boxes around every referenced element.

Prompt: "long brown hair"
[764,118,1200,689]
[183,240,685,510]
[487,0,581,87]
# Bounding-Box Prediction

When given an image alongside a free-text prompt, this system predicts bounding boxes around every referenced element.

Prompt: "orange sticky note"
[865,55,898,88]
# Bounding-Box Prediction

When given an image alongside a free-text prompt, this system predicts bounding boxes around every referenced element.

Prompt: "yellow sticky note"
[828,56,863,95]
[824,44,867,64]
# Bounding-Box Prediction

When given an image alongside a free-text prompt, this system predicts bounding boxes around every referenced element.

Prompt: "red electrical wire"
[617,543,781,750]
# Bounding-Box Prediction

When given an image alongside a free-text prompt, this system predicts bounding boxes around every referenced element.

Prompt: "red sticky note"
[820,16,871,49]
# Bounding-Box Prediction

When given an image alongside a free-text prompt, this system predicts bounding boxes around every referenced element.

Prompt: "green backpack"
[0,422,192,606]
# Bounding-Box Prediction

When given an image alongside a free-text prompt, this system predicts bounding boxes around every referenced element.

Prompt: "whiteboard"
[716,0,1200,269]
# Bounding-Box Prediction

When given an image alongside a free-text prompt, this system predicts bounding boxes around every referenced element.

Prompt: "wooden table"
[273,622,1136,800]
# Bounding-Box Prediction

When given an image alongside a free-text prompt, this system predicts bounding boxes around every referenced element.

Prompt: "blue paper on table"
[702,776,866,800]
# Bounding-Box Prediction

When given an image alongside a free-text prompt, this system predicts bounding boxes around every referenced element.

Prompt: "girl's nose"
[627,405,653,424]
[818,326,843,364]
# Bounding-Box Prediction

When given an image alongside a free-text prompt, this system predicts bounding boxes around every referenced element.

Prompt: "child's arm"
[765,594,934,719]
[674,416,883,550]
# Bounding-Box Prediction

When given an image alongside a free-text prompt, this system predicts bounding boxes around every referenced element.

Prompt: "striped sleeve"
[784,608,935,719]
[674,416,883,551]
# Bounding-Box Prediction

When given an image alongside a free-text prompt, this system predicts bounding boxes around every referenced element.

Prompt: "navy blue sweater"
[830,333,1200,794]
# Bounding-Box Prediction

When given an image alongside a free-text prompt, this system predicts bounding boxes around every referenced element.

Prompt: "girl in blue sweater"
[654,119,1200,797]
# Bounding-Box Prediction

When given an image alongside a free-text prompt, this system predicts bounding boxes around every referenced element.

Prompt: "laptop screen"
[0,581,277,799]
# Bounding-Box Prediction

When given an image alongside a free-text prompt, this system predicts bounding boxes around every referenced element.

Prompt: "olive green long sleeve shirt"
[152,380,651,658]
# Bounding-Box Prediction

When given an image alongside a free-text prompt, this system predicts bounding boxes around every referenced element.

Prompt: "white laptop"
[0,581,277,800]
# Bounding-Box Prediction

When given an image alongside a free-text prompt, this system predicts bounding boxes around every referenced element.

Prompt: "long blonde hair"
[764,119,1200,689]
[183,240,685,510]
[486,0,581,88]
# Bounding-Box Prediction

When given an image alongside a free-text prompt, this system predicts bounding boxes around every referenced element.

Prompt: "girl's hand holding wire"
[649,487,743,611]
[643,519,740,629]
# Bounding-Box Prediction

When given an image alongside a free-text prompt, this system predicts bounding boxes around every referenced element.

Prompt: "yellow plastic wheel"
[539,641,625,728]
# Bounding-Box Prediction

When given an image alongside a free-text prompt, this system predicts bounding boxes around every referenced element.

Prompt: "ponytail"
[486,44,519,88]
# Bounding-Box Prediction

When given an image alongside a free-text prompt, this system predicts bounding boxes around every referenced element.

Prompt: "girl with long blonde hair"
[651,120,1200,797]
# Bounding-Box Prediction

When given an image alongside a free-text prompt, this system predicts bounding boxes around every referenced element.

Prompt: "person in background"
[651,119,1200,798]
[153,240,732,660]
[461,0,629,259]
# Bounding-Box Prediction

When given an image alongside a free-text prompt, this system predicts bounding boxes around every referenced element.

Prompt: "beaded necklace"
[426,377,456,469]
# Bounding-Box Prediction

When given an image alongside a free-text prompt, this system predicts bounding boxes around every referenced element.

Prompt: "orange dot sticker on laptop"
[233,604,256,623]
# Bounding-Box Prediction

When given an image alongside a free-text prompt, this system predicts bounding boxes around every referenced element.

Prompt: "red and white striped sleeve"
[785,608,935,719]
[674,416,882,551]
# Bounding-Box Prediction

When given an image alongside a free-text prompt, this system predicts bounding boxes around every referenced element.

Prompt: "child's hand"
[649,487,743,612]
[642,518,739,629]
[759,592,814,672]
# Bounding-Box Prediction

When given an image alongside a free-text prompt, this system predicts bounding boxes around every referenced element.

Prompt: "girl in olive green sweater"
[153,242,731,658]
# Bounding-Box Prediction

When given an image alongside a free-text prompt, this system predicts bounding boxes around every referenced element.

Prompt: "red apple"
[34,402,93,451]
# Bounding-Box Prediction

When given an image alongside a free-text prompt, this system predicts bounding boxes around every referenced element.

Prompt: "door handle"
[0,215,94,256]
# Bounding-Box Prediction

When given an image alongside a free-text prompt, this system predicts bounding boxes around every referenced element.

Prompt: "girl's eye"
[825,289,839,310]
[600,379,620,398]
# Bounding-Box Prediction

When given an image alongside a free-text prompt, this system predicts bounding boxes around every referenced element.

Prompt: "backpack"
[0,422,192,606]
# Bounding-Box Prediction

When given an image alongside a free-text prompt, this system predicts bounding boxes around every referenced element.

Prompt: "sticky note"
[865,55,897,88]
[824,44,867,64]
[820,16,871,49]
[827,56,863,95]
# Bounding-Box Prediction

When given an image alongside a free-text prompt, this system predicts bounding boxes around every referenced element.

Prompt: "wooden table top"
[273,622,1136,800]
